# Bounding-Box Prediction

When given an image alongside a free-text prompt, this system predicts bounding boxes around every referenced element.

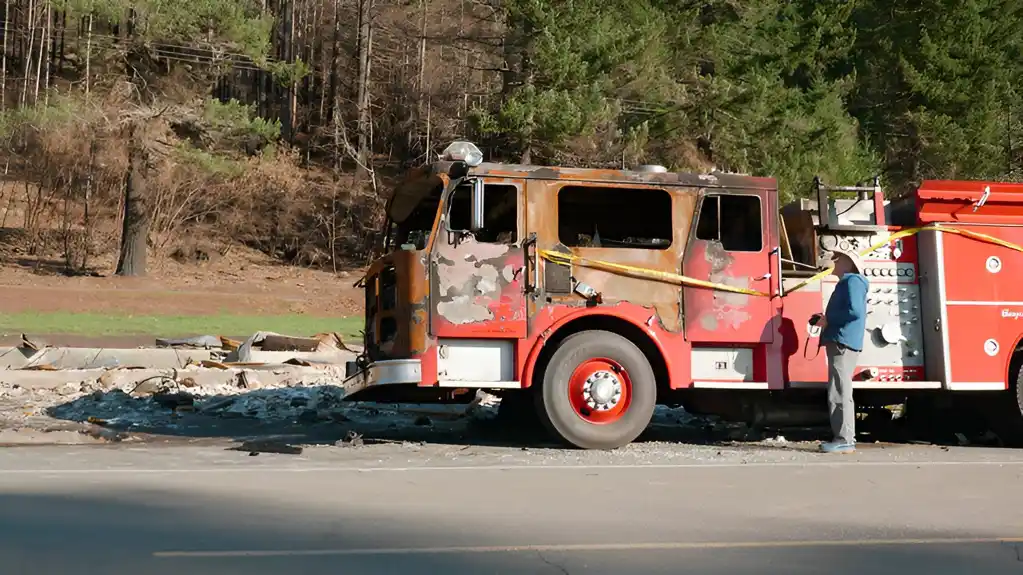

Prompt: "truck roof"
[388,161,778,224]
[439,161,778,190]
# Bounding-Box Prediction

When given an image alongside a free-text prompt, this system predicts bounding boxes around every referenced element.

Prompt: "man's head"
[830,249,864,278]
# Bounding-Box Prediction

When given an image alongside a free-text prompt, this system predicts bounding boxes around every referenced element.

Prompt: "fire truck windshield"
[390,195,441,251]
[386,177,514,251]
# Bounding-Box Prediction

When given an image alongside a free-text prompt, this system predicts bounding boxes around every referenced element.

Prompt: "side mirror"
[470,178,485,232]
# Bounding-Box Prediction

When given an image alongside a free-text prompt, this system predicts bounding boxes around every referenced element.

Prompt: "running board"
[690,381,945,390]
[788,381,943,390]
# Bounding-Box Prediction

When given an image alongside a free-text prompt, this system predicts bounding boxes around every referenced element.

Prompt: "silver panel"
[916,230,950,385]
[437,338,515,382]
[690,348,755,381]
[342,359,422,396]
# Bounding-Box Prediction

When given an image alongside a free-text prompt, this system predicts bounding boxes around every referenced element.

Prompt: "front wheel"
[535,330,656,449]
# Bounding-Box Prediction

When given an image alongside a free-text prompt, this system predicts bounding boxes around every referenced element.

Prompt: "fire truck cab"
[345,141,1023,449]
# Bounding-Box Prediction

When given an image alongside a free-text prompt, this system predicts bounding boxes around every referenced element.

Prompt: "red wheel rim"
[567,358,632,424]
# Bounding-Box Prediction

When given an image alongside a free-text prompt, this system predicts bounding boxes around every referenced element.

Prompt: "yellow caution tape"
[785,224,1023,294]
[540,224,1023,299]
[539,249,771,297]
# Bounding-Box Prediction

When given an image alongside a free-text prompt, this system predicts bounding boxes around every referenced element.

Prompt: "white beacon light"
[441,141,484,167]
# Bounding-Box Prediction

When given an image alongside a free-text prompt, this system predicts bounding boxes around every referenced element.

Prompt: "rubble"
[0,328,507,445]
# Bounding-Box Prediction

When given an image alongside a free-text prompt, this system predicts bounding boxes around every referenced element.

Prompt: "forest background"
[0,0,1019,336]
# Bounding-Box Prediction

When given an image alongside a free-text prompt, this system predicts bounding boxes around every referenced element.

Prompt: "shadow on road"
[0,486,1019,575]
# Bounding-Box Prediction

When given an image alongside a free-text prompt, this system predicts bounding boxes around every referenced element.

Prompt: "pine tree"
[849,0,1023,194]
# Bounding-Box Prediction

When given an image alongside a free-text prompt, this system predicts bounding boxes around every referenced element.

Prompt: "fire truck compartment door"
[682,192,776,344]
[429,239,528,339]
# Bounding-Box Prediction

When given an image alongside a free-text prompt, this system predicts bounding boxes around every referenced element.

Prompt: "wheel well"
[1007,335,1023,391]
[531,315,671,399]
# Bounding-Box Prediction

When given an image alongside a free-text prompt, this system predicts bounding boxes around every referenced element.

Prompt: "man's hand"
[810,313,827,330]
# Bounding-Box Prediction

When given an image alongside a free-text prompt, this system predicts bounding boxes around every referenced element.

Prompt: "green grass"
[0,311,363,338]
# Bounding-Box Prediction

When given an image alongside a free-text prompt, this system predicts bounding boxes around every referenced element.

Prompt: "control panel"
[819,233,907,264]
[820,245,925,382]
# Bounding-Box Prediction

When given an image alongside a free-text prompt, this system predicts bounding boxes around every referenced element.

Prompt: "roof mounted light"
[441,141,484,167]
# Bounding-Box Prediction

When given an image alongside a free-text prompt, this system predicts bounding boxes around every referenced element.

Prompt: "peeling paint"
[700,243,753,328]
[652,302,682,332]
[438,295,495,324]
[463,242,510,260]
[474,265,499,294]
[431,234,525,329]
[710,274,752,308]
[412,308,427,325]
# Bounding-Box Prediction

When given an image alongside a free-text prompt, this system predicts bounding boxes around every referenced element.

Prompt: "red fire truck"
[344,141,1023,449]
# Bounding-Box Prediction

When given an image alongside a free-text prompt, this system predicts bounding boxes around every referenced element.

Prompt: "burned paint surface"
[364,159,782,392]
[682,237,777,345]
[360,248,432,362]
[430,235,527,337]
[695,241,753,331]
[527,179,698,334]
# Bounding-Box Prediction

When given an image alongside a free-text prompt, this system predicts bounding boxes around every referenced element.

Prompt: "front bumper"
[342,359,422,396]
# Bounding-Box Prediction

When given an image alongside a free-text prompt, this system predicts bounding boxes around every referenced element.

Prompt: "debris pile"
[0,330,506,445]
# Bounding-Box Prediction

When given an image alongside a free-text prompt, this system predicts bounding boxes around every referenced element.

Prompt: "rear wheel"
[1000,362,1023,446]
[980,359,1023,447]
[535,330,656,449]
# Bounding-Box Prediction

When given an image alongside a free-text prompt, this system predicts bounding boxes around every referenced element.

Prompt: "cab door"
[682,190,778,343]
[429,179,528,339]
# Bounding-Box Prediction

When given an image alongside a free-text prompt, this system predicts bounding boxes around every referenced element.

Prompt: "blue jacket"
[821,273,869,352]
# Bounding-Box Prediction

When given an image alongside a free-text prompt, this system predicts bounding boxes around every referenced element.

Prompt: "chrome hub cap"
[582,370,623,411]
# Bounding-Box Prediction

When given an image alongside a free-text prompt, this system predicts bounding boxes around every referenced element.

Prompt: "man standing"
[814,248,869,454]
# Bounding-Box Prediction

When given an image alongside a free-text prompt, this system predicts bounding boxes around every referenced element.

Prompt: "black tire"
[984,362,1023,447]
[535,330,656,449]
[1004,364,1023,446]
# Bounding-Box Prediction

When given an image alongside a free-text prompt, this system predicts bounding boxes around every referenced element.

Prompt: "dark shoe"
[819,441,855,454]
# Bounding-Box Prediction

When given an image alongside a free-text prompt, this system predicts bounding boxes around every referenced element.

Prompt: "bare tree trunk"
[1,0,8,110]
[326,0,341,144]
[42,0,51,105]
[81,141,95,271]
[319,0,335,126]
[57,8,66,72]
[34,0,48,104]
[355,0,373,181]
[280,0,296,141]
[84,13,92,100]
[116,127,151,277]
[418,0,427,158]
[20,0,35,107]
[306,0,317,126]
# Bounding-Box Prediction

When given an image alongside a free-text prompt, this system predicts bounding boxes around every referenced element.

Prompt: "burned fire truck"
[344,141,1023,449]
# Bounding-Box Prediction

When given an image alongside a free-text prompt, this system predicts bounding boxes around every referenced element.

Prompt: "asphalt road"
[2,442,1023,574]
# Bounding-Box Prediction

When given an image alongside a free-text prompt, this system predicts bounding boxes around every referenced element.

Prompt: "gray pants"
[825,341,859,444]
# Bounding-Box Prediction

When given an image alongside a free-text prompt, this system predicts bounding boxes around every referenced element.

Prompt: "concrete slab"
[0,365,350,391]
[237,350,355,364]
[2,344,361,371]
[0,347,217,370]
